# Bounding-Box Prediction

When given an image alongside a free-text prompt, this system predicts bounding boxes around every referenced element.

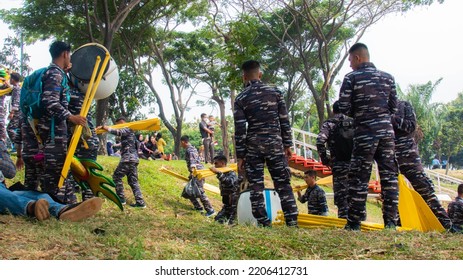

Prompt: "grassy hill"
[0,156,462,260]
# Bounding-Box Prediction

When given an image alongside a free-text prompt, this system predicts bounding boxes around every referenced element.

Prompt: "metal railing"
[291,127,318,159]
[425,169,461,197]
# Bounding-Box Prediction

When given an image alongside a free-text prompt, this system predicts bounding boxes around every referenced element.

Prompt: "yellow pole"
[58,53,110,187]
[95,118,161,134]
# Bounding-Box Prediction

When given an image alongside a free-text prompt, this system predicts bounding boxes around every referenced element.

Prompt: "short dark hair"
[180,135,190,142]
[304,169,317,177]
[349,43,368,54]
[10,72,20,82]
[333,101,340,114]
[49,41,71,59]
[201,113,207,118]
[115,116,126,123]
[213,155,227,164]
[241,60,260,73]
[458,184,463,195]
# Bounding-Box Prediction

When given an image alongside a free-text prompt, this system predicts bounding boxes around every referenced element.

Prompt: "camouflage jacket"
[233,80,292,158]
[338,62,397,134]
[216,170,239,196]
[448,197,463,229]
[316,113,351,165]
[298,184,328,215]
[108,127,138,163]
[9,84,20,112]
[392,100,416,139]
[185,143,204,173]
[40,63,71,124]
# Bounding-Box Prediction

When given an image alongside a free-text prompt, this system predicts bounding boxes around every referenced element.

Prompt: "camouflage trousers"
[23,156,43,191]
[189,178,213,212]
[113,161,145,205]
[7,114,20,147]
[245,153,298,226]
[216,192,239,222]
[0,114,6,143]
[347,135,398,225]
[40,122,69,197]
[396,139,452,229]
[332,161,350,219]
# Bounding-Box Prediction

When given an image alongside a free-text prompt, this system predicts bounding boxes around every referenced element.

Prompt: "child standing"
[209,155,239,224]
[297,170,328,216]
[98,117,146,208]
[180,135,215,216]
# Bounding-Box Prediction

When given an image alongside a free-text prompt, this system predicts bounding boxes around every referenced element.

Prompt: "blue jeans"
[0,183,66,217]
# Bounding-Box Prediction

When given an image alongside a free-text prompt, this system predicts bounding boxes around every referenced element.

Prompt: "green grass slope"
[0,156,462,260]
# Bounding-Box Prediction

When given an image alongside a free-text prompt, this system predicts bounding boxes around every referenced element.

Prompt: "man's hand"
[238,158,245,173]
[16,157,24,170]
[284,147,293,158]
[68,115,87,126]
[297,190,302,199]
[209,167,219,174]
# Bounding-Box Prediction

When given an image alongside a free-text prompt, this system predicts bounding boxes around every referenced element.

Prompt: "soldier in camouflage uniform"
[38,41,87,199]
[316,101,352,219]
[297,170,328,216]
[59,81,99,203]
[448,184,463,230]
[338,43,399,230]
[7,72,21,148]
[393,100,456,230]
[0,70,9,144]
[180,135,215,216]
[210,154,239,224]
[99,117,146,208]
[233,60,298,227]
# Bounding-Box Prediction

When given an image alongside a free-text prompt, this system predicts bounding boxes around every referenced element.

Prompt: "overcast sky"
[1,0,462,120]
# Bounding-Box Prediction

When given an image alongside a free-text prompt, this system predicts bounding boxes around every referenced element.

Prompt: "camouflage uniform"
[316,114,352,219]
[339,62,399,227]
[298,184,328,216]
[7,84,21,146]
[448,197,463,230]
[393,100,453,229]
[109,127,145,206]
[234,79,298,227]
[184,143,213,212]
[60,85,98,203]
[37,64,72,198]
[14,112,43,191]
[214,170,239,224]
[0,95,7,143]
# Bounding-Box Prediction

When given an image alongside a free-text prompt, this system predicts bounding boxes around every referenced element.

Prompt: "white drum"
[70,43,119,100]
[237,188,282,226]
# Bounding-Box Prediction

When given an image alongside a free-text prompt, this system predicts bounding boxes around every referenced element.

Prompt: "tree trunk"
[218,100,229,160]
[96,98,109,154]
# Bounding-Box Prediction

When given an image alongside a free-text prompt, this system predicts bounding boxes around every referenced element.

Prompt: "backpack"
[333,117,354,161]
[20,66,69,119]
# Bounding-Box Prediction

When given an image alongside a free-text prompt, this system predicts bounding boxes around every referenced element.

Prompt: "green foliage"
[109,66,152,122]
[399,79,443,163]
[0,35,31,75]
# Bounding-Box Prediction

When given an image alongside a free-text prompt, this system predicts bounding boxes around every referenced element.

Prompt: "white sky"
[1,0,462,121]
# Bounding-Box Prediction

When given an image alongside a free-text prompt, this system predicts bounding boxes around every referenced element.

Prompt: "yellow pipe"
[59,53,110,187]
[192,164,238,180]
[95,118,161,134]
[0,86,12,96]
